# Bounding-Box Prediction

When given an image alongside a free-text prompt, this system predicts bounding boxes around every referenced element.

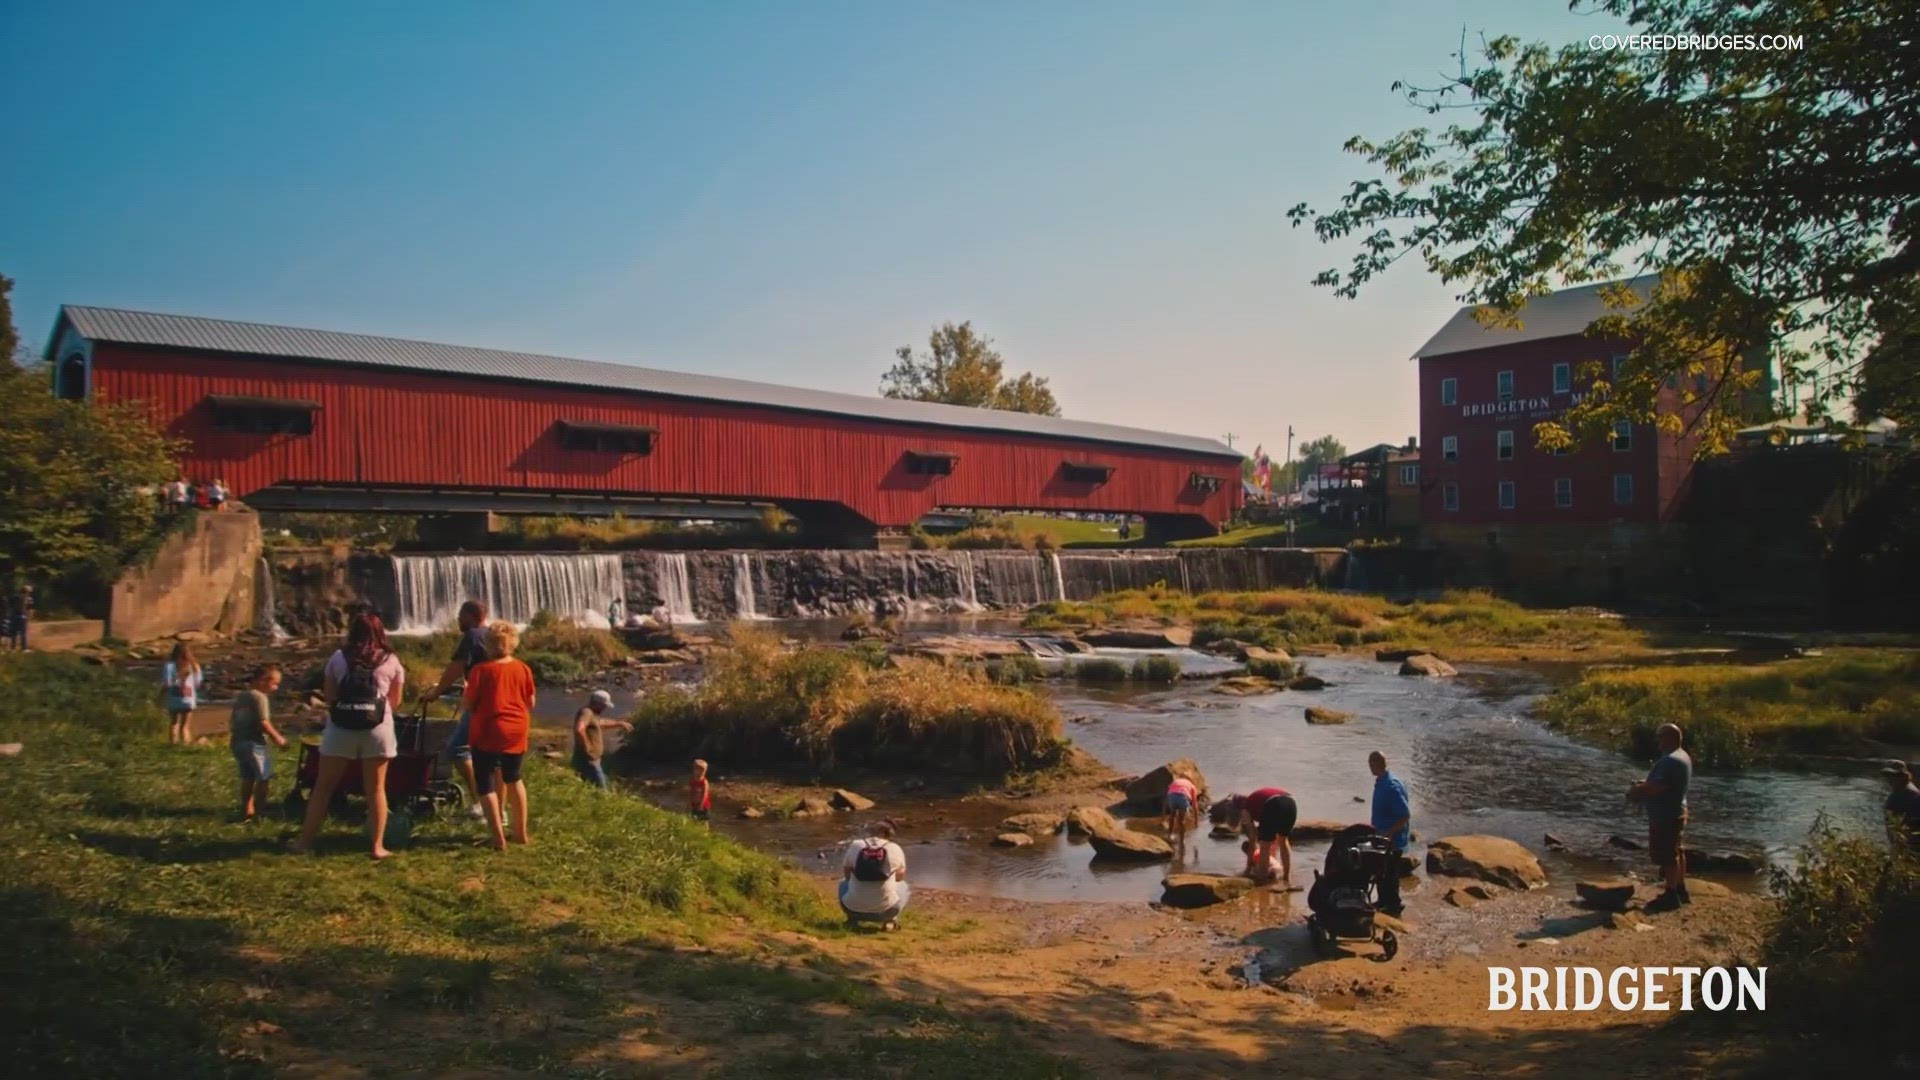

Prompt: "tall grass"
[1535,651,1920,767]
[618,628,1063,775]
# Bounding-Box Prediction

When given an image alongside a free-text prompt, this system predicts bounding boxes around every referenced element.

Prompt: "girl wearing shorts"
[463,621,538,851]
[163,643,203,745]
[293,610,406,860]
[1164,776,1200,857]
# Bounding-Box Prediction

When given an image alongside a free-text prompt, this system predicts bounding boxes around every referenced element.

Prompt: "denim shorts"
[441,710,473,764]
[1166,791,1193,813]
[231,741,272,782]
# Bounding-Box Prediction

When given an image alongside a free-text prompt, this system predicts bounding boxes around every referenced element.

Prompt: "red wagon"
[285,701,465,816]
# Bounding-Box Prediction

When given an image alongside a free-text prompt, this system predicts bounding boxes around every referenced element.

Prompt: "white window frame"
[1496,370,1515,400]
[1442,436,1458,461]
[1498,480,1516,510]
[1441,377,1458,406]
[1497,429,1515,460]
[1613,473,1634,505]
[1553,362,1571,394]
[1612,420,1632,452]
[1554,478,1572,509]
[1399,464,1418,485]
[1442,483,1459,512]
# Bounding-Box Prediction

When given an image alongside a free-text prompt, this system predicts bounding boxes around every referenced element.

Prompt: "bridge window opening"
[559,420,656,454]
[207,395,318,435]
[904,451,958,476]
[1060,462,1114,485]
[55,354,87,400]
[1188,472,1223,494]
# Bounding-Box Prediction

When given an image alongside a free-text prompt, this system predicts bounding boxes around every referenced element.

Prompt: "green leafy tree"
[0,276,181,581]
[881,322,1062,416]
[1289,0,1918,454]
[1297,435,1347,478]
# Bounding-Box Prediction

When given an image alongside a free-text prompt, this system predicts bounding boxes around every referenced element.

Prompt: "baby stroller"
[1305,824,1400,961]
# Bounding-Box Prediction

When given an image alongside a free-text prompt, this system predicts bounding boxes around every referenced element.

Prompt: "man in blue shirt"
[1630,723,1693,910]
[1369,751,1411,914]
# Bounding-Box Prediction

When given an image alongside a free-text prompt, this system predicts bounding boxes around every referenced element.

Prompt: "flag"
[1252,445,1270,490]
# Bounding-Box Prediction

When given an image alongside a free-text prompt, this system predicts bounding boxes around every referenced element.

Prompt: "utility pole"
[1223,432,1237,450]
[1285,426,1296,547]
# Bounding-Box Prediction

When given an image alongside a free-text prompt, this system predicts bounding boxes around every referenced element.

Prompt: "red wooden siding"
[92,344,1240,529]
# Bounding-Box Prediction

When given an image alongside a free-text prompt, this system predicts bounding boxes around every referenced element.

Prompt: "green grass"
[1170,523,1292,548]
[915,514,1143,551]
[1130,654,1182,684]
[0,654,1076,1078]
[1068,657,1130,684]
[1535,650,1920,767]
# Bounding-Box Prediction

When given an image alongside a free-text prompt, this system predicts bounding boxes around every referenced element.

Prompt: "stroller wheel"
[1376,928,1398,962]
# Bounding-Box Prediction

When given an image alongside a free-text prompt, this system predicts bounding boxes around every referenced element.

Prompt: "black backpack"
[852,841,891,883]
[329,654,386,731]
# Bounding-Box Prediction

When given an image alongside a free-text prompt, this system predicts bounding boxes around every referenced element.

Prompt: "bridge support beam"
[1142,513,1217,545]
[416,512,501,549]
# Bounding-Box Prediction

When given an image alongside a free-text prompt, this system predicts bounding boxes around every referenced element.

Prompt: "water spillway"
[390,553,626,633]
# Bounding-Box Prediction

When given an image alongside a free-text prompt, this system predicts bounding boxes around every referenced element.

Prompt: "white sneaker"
[467,803,486,821]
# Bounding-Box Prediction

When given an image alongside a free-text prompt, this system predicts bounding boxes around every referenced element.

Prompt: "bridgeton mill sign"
[1459,392,1587,420]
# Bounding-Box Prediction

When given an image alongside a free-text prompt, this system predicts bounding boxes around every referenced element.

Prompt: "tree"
[1288,0,1919,455]
[881,322,1062,416]
[0,275,181,581]
[1297,436,1347,478]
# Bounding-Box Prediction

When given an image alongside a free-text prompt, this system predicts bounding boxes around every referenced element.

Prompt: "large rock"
[1209,823,1241,840]
[1287,674,1330,691]
[1065,805,1119,838]
[1399,654,1459,678]
[1576,879,1638,911]
[1000,812,1066,836]
[1160,873,1253,908]
[903,634,1030,661]
[1375,648,1441,662]
[1683,848,1763,873]
[830,789,875,812]
[1214,676,1281,696]
[992,833,1034,848]
[1087,824,1174,862]
[1291,820,1361,842]
[1243,645,1292,665]
[791,797,834,818]
[1080,626,1193,650]
[1124,759,1208,809]
[1425,836,1548,890]
[1304,707,1352,725]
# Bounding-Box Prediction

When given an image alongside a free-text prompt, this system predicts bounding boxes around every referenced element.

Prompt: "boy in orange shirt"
[690,759,711,823]
[462,621,538,850]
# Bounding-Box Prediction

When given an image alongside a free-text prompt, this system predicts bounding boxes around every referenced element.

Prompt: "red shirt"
[462,657,536,754]
[691,776,711,811]
[1244,787,1290,816]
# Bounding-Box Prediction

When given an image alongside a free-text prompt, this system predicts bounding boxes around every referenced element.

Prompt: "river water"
[651,646,1885,906]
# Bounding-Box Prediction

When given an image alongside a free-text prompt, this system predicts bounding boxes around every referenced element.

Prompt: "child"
[163,643,202,745]
[571,689,632,790]
[463,621,538,851]
[229,664,290,821]
[1241,839,1278,882]
[1163,776,1200,855]
[689,759,711,822]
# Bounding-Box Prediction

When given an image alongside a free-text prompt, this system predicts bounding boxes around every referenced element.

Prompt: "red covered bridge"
[46,307,1242,545]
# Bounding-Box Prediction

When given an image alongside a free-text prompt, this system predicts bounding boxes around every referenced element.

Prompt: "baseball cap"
[588,690,614,708]
[1882,760,1911,777]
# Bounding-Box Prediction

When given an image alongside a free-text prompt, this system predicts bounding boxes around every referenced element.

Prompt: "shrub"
[522,621,630,669]
[1107,595,1162,621]
[1070,658,1130,684]
[529,608,562,631]
[986,654,1046,685]
[1246,656,1296,681]
[519,649,585,686]
[1131,654,1182,684]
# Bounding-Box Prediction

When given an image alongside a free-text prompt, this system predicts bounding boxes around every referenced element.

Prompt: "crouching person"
[839,820,909,931]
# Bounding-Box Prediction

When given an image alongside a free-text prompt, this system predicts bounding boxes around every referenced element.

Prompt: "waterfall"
[254,557,290,641]
[1048,552,1067,601]
[391,553,624,634]
[658,553,701,623]
[731,552,766,620]
[955,552,982,611]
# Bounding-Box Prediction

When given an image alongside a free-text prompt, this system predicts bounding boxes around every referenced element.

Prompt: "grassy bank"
[0,654,1074,1077]
[620,629,1065,775]
[1535,650,1920,767]
[388,611,631,688]
[913,513,1143,551]
[1024,586,1650,659]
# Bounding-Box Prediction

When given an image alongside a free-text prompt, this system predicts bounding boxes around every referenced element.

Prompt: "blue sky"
[2,1,1628,457]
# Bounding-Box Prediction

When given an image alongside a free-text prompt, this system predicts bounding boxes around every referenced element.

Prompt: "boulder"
[1685,879,1733,899]
[1425,836,1548,890]
[1213,676,1281,696]
[1160,873,1254,908]
[1000,812,1066,836]
[1443,886,1479,908]
[1065,805,1120,838]
[635,649,699,665]
[1209,823,1241,841]
[1087,825,1175,862]
[1304,707,1352,725]
[1375,648,1440,663]
[830,789,875,812]
[1607,912,1648,931]
[738,806,766,820]
[1683,848,1763,873]
[1462,883,1498,901]
[1394,854,1420,878]
[1543,832,1568,850]
[1079,626,1193,650]
[1291,820,1359,842]
[1243,646,1292,665]
[1203,638,1256,657]
[1399,654,1458,678]
[841,624,892,642]
[792,797,834,818]
[904,634,1029,661]
[1575,879,1638,911]
[1608,834,1644,851]
[1124,759,1208,809]
[992,833,1034,848]
[1287,674,1330,691]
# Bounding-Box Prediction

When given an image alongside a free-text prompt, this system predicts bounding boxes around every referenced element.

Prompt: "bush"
[1131,654,1182,684]
[519,649,586,686]
[1247,656,1296,681]
[522,621,630,669]
[1070,658,1130,684]
[985,654,1045,685]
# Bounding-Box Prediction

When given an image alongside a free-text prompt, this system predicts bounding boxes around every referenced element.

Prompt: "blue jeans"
[231,740,272,782]
[441,710,473,765]
[838,879,910,924]
[574,757,608,789]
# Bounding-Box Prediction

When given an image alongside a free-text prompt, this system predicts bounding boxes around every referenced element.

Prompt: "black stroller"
[1305,824,1400,961]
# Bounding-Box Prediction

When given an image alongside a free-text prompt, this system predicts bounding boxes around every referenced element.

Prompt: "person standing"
[463,621,538,851]
[207,478,229,511]
[1630,722,1693,910]
[229,664,290,821]
[839,820,909,930]
[1883,761,1920,846]
[9,583,31,651]
[424,600,491,818]
[1368,751,1411,914]
[1235,786,1298,886]
[689,759,711,822]
[166,476,190,510]
[163,642,202,745]
[607,596,625,629]
[1164,775,1200,859]
[293,610,406,860]
[571,689,631,790]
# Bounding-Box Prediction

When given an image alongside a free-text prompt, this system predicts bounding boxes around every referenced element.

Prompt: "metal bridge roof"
[58,306,1239,459]
[1411,275,1660,360]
